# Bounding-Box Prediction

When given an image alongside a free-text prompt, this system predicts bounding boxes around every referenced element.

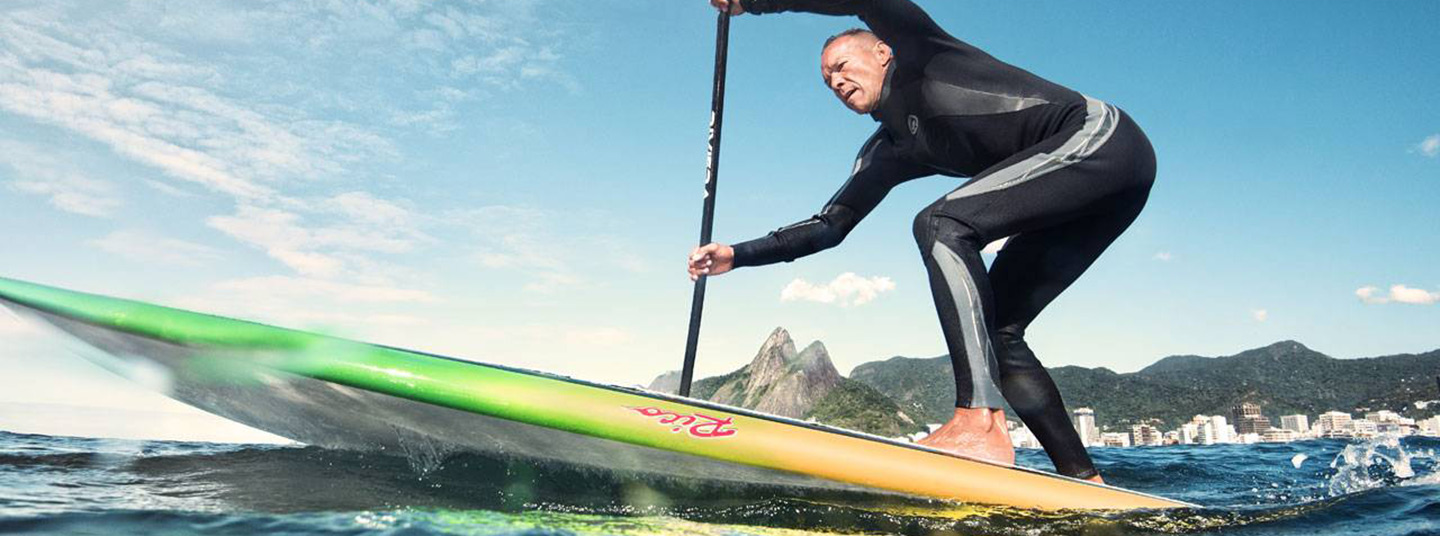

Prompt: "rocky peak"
[706,327,844,418]
[647,327,922,436]
[795,341,843,382]
[763,327,797,355]
[646,370,681,394]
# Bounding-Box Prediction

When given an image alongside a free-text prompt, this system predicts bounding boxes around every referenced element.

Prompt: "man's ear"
[874,40,893,66]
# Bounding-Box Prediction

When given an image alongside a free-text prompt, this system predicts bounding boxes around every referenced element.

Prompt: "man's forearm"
[731,205,859,268]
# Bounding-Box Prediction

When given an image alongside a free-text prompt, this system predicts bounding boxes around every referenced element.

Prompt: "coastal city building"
[1421,416,1440,435]
[1100,432,1131,448]
[1366,410,1402,423]
[1279,414,1309,434]
[1352,419,1379,437]
[1211,415,1233,444]
[1179,422,1198,445]
[1231,402,1272,435]
[1073,408,1098,447]
[1031,403,1437,450]
[1316,411,1353,437]
[1131,423,1163,447]
[1008,420,1041,449]
[1262,427,1298,442]
[1181,415,1234,445]
[1365,411,1414,434]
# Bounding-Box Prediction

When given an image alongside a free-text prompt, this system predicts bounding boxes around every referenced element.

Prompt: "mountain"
[706,327,844,417]
[849,355,956,424]
[849,340,1440,429]
[808,378,919,436]
[646,370,681,394]
[649,328,922,437]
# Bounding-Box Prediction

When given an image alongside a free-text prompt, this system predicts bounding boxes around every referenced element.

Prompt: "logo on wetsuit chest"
[907,114,920,135]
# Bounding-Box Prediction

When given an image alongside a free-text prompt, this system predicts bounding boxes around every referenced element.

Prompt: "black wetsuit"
[730,0,1155,479]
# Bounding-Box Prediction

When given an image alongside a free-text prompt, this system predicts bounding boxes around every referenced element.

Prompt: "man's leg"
[908,100,1155,468]
[988,189,1150,482]
[911,202,1014,465]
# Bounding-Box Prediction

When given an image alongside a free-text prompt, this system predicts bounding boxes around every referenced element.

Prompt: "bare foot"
[1083,474,1105,485]
[916,408,1015,466]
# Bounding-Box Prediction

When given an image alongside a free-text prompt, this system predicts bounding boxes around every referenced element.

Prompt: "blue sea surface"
[1,430,1436,535]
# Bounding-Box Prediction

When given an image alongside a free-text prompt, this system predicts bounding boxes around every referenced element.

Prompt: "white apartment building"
[1366,410,1402,423]
[1183,414,1233,445]
[1316,411,1353,434]
[1180,422,1199,445]
[1009,425,1041,449]
[1262,427,1298,442]
[1420,416,1440,436]
[1211,416,1233,444]
[1280,414,1310,433]
[1100,432,1132,448]
[1352,419,1379,437]
[1073,408,1098,447]
[1131,423,1164,447]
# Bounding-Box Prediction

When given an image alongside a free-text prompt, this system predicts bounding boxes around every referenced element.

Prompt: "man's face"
[820,34,892,114]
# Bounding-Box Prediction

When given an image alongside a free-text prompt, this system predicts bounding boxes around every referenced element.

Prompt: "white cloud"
[450,205,647,293]
[1356,284,1439,306]
[159,275,439,343]
[0,59,280,200]
[9,177,121,217]
[1356,286,1388,304]
[87,230,224,267]
[1389,284,1439,305]
[207,201,430,278]
[0,139,122,217]
[1418,134,1440,158]
[1153,251,1174,262]
[781,272,897,307]
[143,179,196,198]
[1251,309,1268,322]
[0,1,571,287]
[324,191,414,228]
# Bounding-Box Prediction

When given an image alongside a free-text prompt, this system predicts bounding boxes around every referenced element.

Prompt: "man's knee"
[993,325,1040,373]
[995,325,1026,348]
[912,202,984,250]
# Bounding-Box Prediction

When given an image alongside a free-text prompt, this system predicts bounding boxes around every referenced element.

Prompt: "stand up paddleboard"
[0,277,1191,511]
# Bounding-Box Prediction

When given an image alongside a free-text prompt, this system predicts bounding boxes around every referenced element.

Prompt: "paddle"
[679,9,732,398]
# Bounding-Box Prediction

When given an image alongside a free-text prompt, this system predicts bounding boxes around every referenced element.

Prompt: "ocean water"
[1,430,1437,536]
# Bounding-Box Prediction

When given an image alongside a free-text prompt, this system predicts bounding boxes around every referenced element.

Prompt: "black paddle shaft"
[680,10,731,398]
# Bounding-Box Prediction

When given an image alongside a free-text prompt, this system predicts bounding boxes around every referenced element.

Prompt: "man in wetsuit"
[687,0,1155,483]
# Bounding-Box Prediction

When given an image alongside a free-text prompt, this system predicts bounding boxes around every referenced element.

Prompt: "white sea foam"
[1326,435,1434,496]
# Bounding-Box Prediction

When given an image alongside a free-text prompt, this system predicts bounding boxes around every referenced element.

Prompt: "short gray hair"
[823,28,875,52]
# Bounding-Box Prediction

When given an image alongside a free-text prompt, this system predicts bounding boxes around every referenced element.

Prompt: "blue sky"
[1,1,1437,438]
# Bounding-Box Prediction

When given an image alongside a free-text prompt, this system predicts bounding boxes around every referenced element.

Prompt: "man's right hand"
[709,0,746,15]
[688,243,736,281]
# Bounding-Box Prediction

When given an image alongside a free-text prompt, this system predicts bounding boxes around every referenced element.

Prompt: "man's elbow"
[812,226,850,253]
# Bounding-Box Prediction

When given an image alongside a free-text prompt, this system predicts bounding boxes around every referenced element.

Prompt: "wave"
[2,431,1438,535]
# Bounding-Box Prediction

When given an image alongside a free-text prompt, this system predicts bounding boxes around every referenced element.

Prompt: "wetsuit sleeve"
[732,129,930,268]
[738,0,954,61]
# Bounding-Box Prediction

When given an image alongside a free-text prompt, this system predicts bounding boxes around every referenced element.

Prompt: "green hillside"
[850,341,1440,428]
